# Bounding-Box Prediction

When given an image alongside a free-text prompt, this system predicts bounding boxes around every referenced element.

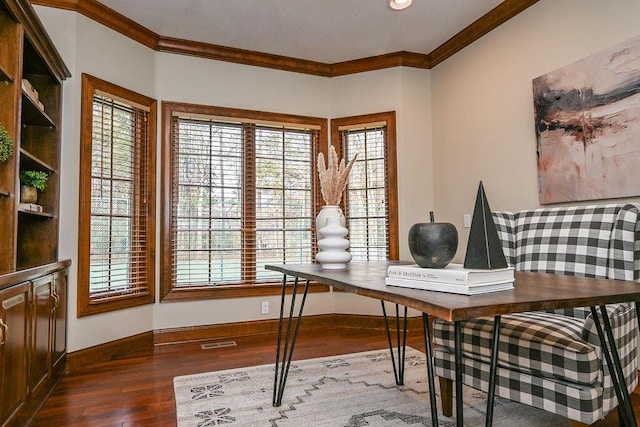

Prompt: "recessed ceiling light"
[389,0,412,10]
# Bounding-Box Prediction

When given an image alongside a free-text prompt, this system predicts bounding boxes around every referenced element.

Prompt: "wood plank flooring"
[30,326,639,426]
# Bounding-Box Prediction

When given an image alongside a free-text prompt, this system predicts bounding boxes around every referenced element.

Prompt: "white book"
[387,263,514,285]
[385,276,514,295]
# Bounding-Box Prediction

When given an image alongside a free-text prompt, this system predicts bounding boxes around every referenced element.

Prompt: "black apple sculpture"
[408,212,458,268]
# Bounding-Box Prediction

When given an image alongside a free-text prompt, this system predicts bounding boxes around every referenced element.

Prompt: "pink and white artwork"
[533,35,640,204]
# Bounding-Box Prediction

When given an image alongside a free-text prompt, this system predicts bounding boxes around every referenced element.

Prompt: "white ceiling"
[97,0,504,64]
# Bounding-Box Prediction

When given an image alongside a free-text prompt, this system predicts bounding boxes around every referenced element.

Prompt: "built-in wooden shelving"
[20,147,55,172]
[21,91,55,127]
[0,0,70,274]
[18,207,53,217]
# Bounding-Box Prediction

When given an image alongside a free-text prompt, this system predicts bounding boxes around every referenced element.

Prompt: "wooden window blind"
[163,103,324,299]
[332,112,398,261]
[171,117,244,286]
[254,126,316,281]
[78,74,156,316]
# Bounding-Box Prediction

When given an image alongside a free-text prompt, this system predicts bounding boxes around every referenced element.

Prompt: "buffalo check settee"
[432,203,640,424]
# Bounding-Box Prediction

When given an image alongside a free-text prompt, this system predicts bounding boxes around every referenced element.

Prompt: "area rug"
[173,347,570,426]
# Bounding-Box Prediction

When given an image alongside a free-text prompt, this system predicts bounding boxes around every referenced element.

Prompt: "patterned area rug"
[173,347,570,426]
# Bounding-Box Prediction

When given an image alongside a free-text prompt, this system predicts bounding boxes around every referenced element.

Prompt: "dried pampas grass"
[317,146,357,206]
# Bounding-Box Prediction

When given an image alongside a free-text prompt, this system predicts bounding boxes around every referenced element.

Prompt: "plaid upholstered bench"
[432,203,640,425]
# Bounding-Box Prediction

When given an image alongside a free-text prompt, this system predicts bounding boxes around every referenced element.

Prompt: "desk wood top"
[265,261,640,322]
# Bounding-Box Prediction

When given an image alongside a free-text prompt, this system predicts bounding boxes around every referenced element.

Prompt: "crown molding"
[31,0,158,49]
[157,36,332,76]
[30,0,538,76]
[331,51,431,77]
[429,0,539,67]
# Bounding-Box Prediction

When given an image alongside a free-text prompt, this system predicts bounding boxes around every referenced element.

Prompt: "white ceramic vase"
[315,216,352,270]
[315,205,346,245]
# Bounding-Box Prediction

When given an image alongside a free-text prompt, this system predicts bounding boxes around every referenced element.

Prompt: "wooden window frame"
[160,102,329,302]
[331,111,399,261]
[78,73,157,317]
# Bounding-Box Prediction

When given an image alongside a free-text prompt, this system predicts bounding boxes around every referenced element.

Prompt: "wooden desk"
[266,261,640,427]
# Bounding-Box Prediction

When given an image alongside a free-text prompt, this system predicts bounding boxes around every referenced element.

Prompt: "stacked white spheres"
[315,216,352,269]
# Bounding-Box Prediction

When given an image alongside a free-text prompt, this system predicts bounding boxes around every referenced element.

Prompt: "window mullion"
[363,130,371,260]
[280,130,286,263]
[107,101,115,291]
[243,123,256,284]
[208,124,214,284]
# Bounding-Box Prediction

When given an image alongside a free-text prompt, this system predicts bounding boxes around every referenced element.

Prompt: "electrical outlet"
[261,301,269,314]
[463,214,472,228]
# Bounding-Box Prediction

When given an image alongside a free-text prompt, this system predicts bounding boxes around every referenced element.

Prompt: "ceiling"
[96,0,505,64]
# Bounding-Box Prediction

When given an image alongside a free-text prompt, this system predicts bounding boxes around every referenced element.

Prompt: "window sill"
[160,281,330,303]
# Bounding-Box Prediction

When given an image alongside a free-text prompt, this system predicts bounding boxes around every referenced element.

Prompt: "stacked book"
[21,78,45,112]
[385,263,515,295]
[18,203,43,213]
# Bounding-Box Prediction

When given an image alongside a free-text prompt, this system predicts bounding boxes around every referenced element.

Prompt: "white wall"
[431,0,640,261]
[330,66,434,263]
[38,0,640,351]
[35,6,431,351]
[330,67,432,316]
[36,9,158,352]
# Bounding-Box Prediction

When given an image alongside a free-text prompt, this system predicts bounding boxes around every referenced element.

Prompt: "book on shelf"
[18,203,42,212]
[386,263,514,285]
[384,276,514,295]
[21,79,46,112]
[21,79,38,100]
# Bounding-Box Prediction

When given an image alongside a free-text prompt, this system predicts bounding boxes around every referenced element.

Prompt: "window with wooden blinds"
[161,102,327,301]
[332,112,398,261]
[78,74,156,317]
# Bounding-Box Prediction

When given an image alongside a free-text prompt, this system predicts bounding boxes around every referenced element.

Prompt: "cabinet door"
[29,275,52,396]
[0,282,29,426]
[51,269,67,371]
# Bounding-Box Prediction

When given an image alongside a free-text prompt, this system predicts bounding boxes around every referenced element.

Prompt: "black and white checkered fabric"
[434,313,599,385]
[433,203,640,424]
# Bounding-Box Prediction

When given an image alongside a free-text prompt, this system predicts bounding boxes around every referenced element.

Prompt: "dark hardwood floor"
[30,326,638,426]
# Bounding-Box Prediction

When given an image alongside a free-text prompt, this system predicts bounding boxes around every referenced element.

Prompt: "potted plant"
[0,122,13,163]
[19,170,48,204]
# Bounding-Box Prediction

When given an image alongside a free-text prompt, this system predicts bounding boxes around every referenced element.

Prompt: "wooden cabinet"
[0,261,69,426]
[0,0,70,274]
[51,269,67,371]
[0,282,29,426]
[29,275,53,396]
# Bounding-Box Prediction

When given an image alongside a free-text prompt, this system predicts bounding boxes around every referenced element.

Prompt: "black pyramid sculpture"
[463,181,508,270]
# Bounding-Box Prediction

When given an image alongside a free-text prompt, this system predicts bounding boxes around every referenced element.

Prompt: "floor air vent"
[201,341,237,350]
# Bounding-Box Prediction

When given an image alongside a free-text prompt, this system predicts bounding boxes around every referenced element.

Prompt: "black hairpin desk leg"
[590,306,636,427]
[273,275,310,406]
[454,320,463,427]
[485,315,501,427]
[422,313,439,427]
[381,301,408,385]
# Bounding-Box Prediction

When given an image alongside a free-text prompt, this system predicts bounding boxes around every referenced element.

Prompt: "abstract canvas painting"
[533,35,640,204]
